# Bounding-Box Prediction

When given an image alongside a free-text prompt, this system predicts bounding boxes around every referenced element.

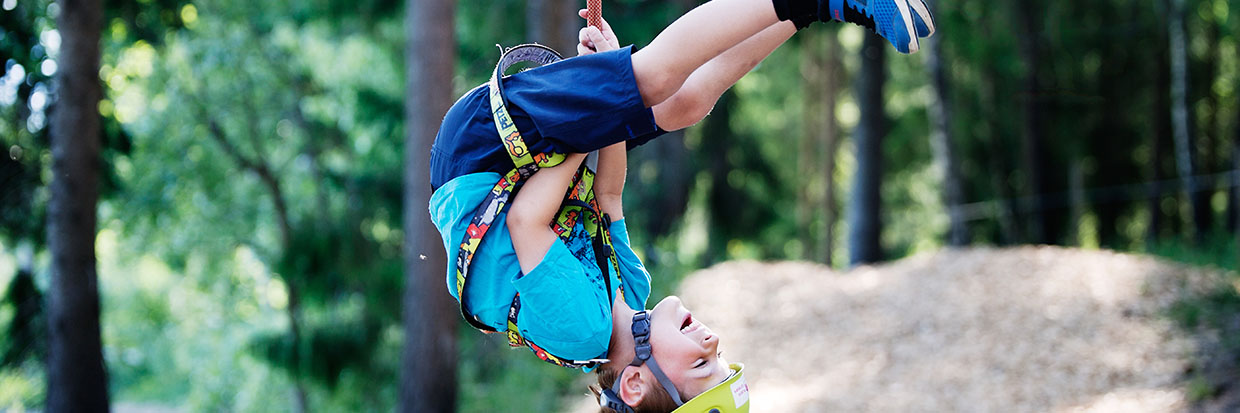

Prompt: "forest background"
[0,0,1238,411]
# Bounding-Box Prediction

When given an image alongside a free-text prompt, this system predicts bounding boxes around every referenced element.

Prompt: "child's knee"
[632,58,684,106]
[655,91,713,131]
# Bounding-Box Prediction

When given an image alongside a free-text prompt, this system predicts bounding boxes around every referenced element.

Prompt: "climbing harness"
[599,312,750,413]
[453,43,623,369]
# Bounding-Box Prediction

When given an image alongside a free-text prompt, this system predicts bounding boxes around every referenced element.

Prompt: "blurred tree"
[1149,4,1174,245]
[1233,72,1239,235]
[698,87,785,264]
[620,0,694,264]
[848,32,886,266]
[1013,0,1051,245]
[198,83,310,410]
[402,0,457,412]
[798,34,818,257]
[923,9,966,247]
[819,28,843,264]
[106,0,408,409]
[1086,1,1144,248]
[975,15,1020,245]
[798,28,844,264]
[527,0,579,55]
[1170,0,1205,242]
[1,0,188,408]
[1201,8,1224,232]
[45,0,109,410]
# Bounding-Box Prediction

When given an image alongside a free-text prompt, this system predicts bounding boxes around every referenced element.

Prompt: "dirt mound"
[570,246,1236,412]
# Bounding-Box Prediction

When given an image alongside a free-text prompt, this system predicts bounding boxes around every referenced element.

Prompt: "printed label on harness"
[504,131,526,158]
[730,375,749,408]
[494,107,514,130]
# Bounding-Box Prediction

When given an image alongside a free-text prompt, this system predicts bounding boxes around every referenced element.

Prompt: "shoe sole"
[906,0,936,37]
[893,0,918,53]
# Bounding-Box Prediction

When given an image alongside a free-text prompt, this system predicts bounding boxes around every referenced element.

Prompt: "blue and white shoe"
[820,0,934,53]
[908,0,935,37]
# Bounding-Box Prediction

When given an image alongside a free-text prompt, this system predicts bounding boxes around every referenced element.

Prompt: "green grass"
[1148,231,1240,403]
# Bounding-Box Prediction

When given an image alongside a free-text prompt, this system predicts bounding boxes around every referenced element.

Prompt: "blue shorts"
[429,46,665,191]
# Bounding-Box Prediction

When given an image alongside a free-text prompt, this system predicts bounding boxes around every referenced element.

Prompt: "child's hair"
[589,363,679,413]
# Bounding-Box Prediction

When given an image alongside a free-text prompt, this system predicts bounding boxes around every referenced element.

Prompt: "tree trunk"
[798,32,820,258]
[1169,0,1203,242]
[1014,0,1050,245]
[924,19,967,247]
[1232,98,1239,234]
[626,0,693,258]
[401,0,458,412]
[1149,20,1172,246]
[980,62,1018,244]
[1089,21,1125,249]
[527,0,578,55]
[1194,16,1220,233]
[703,90,738,265]
[1069,161,1085,246]
[848,33,885,266]
[820,29,842,265]
[1232,137,1238,234]
[1232,79,1239,237]
[45,0,109,411]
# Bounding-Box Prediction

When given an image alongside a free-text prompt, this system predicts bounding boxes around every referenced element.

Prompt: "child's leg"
[629,0,788,107]
[507,153,588,275]
[651,20,797,131]
[630,0,934,107]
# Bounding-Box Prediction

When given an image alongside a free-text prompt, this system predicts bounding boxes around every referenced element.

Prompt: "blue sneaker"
[908,0,935,37]
[820,0,932,53]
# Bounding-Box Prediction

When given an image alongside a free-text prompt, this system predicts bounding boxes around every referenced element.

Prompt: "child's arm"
[595,142,625,220]
[507,153,588,275]
[576,11,626,220]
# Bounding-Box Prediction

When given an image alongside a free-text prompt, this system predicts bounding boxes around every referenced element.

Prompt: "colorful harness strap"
[453,44,622,369]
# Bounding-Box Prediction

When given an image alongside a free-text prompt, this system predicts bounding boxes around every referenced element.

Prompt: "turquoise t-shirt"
[429,172,651,362]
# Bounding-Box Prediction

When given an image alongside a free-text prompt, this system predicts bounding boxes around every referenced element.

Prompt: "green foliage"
[249,316,383,389]
[98,0,408,408]
[1186,374,1216,401]
[456,330,582,413]
[0,270,44,369]
[1154,233,1240,405]
[0,0,54,249]
[1150,231,1239,272]
[0,362,43,411]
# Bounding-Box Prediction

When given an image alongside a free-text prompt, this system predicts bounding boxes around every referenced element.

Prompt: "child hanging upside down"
[428,1,934,411]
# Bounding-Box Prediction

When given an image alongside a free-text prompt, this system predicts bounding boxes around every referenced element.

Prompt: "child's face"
[646,295,732,400]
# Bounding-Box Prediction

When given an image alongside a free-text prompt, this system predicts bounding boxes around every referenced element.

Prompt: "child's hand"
[577,9,619,56]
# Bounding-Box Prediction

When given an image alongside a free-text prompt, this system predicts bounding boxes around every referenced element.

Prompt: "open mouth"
[680,312,695,334]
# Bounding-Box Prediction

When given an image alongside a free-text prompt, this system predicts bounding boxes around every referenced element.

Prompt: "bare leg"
[630,0,782,107]
[506,153,588,274]
[652,20,798,131]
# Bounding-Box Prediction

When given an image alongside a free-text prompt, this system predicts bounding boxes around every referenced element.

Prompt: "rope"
[586,0,602,28]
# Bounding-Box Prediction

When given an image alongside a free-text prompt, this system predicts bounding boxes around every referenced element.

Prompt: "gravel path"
[567,246,1235,412]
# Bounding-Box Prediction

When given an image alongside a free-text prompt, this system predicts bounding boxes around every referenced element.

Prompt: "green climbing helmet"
[601,312,750,413]
[672,363,749,413]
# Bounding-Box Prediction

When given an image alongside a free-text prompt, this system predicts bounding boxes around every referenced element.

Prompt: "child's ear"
[618,366,649,406]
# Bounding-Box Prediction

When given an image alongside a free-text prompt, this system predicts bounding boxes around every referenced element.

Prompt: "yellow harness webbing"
[453,44,622,369]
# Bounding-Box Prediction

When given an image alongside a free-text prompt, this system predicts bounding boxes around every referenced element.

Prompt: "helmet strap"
[601,311,685,411]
